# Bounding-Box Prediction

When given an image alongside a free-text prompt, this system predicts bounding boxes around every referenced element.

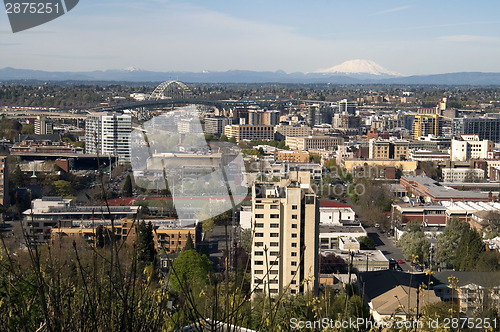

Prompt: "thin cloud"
[373,5,412,16]
[437,35,500,43]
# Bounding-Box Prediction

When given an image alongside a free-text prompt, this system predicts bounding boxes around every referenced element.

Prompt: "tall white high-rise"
[34,116,53,135]
[85,113,132,164]
[251,171,319,297]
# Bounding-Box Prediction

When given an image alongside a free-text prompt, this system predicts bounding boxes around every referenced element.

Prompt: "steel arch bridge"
[148,80,193,100]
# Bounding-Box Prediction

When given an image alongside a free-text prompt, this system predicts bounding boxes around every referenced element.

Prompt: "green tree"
[21,123,34,134]
[326,158,337,171]
[123,174,133,197]
[10,164,24,189]
[53,180,74,197]
[475,251,500,272]
[184,232,194,251]
[137,221,156,266]
[276,140,288,150]
[453,227,485,271]
[397,221,430,264]
[239,228,252,254]
[168,249,213,293]
[435,218,469,267]
[358,236,375,250]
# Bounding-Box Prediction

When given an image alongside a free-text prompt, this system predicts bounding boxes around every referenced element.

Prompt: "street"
[365,226,413,272]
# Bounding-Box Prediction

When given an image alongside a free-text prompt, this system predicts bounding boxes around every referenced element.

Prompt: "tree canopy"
[397,221,430,264]
[168,249,213,293]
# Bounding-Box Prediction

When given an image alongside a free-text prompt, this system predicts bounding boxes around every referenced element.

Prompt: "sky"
[1,0,500,75]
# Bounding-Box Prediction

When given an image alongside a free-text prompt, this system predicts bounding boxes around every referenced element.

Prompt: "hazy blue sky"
[1,0,500,75]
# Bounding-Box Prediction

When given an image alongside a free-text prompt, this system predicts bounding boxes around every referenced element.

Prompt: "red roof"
[105,197,137,206]
[319,199,352,208]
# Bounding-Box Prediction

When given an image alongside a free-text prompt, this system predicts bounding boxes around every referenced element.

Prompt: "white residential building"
[319,206,356,225]
[251,172,319,296]
[85,112,132,164]
[451,135,494,161]
[442,168,485,182]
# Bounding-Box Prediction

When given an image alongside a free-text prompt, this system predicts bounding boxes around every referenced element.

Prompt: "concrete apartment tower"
[85,112,132,164]
[250,171,319,296]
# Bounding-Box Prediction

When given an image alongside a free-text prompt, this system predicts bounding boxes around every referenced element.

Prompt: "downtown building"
[204,116,232,136]
[251,171,319,296]
[34,116,54,135]
[368,138,409,160]
[285,135,344,151]
[450,134,494,161]
[85,112,132,164]
[452,117,500,143]
[413,114,443,139]
[224,124,275,143]
[338,99,357,115]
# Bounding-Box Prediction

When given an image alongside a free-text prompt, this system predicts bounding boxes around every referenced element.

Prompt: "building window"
[292,224,297,228]
[255,242,264,247]
[255,233,264,237]
[270,251,279,256]
[291,261,297,266]
[269,279,278,284]
[255,251,264,256]
[255,261,263,265]
[270,214,279,219]
[292,215,297,219]
[291,252,297,257]
[270,242,279,247]
[291,233,297,238]
[270,223,279,228]
[255,223,264,228]
[254,270,263,275]
[291,289,296,294]
[255,205,264,209]
[270,233,279,237]
[270,205,279,209]
[292,205,297,210]
[291,243,297,247]
[269,289,278,294]
[270,270,278,275]
[255,214,264,218]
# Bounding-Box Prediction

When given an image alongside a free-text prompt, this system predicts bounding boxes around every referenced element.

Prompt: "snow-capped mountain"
[122,67,143,72]
[317,59,402,77]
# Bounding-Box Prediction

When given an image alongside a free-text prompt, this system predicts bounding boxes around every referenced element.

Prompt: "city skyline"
[1,1,500,75]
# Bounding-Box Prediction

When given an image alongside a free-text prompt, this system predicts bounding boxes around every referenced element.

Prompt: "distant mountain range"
[2,62,500,85]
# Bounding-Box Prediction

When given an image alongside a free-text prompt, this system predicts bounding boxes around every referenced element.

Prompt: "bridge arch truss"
[148,80,193,100]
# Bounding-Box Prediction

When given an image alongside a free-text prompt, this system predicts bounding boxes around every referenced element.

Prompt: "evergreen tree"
[96,225,105,248]
[10,165,24,189]
[453,227,485,271]
[123,174,133,197]
[137,221,156,266]
[184,232,194,251]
